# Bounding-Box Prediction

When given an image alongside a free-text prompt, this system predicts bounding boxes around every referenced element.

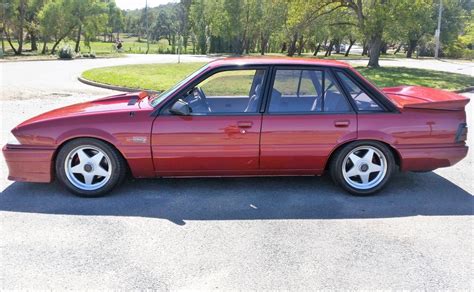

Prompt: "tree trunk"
[380,42,388,54]
[367,33,383,68]
[406,39,417,58]
[4,28,18,55]
[74,25,82,53]
[394,43,402,54]
[287,33,298,57]
[313,43,321,56]
[345,39,355,57]
[297,34,304,56]
[325,40,333,57]
[260,34,268,55]
[16,0,26,55]
[51,38,64,54]
[361,40,368,56]
[41,40,47,54]
[30,33,38,51]
[280,42,287,53]
[335,39,341,54]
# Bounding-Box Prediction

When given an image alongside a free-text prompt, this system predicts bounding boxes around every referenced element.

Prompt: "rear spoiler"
[382,86,470,111]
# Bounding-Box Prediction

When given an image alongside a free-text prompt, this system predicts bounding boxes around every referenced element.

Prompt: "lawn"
[1,34,190,58]
[81,62,473,92]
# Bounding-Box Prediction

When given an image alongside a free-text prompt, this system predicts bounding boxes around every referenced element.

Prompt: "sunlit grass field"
[2,35,190,56]
[82,62,473,92]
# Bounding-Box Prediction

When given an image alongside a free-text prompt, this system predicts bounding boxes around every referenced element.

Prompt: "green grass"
[82,62,207,91]
[356,67,474,91]
[81,62,474,92]
[1,34,191,57]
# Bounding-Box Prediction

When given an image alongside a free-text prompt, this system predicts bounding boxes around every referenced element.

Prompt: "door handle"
[237,121,253,128]
[334,120,350,127]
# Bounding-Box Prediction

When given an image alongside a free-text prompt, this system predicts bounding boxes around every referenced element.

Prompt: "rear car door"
[151,67,267,175]
[260,67,357,173]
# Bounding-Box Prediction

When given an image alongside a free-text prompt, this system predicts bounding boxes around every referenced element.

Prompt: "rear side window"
[269,69,351,113]
[336,71,383,111]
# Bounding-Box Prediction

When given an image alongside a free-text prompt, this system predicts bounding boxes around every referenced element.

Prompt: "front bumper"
[2,144,55,183]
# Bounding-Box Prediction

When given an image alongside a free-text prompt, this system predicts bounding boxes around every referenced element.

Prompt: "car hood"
[17,92,153,127]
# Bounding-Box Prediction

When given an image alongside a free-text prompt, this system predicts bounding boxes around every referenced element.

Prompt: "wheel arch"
[324,139,402,171]
[52,136,131,178]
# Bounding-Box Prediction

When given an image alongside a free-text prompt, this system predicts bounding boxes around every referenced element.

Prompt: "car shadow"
[0,172,472,225]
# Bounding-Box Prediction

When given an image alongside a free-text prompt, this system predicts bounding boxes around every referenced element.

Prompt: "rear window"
[336,71,383,112]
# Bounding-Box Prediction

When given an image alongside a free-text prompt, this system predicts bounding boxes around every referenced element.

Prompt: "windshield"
[149,64,209,107]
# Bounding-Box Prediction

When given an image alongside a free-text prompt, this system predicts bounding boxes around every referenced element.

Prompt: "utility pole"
[177,35,181,64]
[145,0,150,54]
[434,0,443,59]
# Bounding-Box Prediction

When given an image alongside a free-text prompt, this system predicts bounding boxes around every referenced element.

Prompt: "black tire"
[55,138,127,197]
[329,141,396,196]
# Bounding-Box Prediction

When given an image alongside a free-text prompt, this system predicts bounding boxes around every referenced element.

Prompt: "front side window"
[336,71,383,111]
[180,69,265,114]
[268,69,351,113]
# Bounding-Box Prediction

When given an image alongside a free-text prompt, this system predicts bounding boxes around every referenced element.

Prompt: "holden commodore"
[3,57,469,197]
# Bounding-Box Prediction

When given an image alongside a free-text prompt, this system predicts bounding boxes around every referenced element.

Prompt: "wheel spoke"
[349,153,361,164]
[345,166,359,178]
[363,149,375,162]
[94,165,109,177]
[77,149,89,163]
[369,163,382,173]
[90,152,104,165]
[359,173,370,184]
[83,173,94,185]
[70,164,84,174]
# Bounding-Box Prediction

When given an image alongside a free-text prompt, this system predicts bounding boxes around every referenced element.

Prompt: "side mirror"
[169,99,191,116]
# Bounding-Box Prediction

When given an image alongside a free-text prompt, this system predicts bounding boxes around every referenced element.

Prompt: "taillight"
[455,123,468,143]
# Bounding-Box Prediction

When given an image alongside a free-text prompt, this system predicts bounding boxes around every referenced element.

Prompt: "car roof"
[207,56,351,69]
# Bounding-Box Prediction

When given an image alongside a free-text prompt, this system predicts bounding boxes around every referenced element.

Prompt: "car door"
[260,67,357,173]
[151,67,267,176]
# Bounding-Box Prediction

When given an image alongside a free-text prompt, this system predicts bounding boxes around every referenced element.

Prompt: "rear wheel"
[55,138,126,197]
[330,141,395,196]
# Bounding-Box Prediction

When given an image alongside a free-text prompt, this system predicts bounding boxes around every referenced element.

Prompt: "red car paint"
[3,57,469,183]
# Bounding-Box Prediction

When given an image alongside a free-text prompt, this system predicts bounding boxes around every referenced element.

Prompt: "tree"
[104,0,124,42]
[70,0,107,53]
[38,0,76,54]
[3,0,27,55]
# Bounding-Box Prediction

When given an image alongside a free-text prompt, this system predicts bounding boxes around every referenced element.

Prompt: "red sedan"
[3,58,469,197]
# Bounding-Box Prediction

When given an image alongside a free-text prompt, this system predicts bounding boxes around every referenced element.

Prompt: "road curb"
[455,87,474,94]
[78,76,143,92]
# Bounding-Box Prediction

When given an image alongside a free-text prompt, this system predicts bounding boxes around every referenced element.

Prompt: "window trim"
[263,65,355,115]
[155,65,270,116]
[333,68,399,113]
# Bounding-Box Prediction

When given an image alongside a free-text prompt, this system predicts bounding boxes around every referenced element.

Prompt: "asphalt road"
[0,55,473,290]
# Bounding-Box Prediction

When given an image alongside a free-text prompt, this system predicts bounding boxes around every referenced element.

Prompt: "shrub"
[58,45,74,59]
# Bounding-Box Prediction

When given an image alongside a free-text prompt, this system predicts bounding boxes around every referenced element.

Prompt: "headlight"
[7,132,21,145]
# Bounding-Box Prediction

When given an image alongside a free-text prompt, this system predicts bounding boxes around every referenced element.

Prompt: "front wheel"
[55,138,127,197]
[330,141,396,196]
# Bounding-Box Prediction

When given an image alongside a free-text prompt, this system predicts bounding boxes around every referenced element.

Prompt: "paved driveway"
[0,55,473,289]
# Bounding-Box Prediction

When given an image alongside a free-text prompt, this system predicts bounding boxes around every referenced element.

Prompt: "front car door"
[260,66,357,174]
[151,67,268,176]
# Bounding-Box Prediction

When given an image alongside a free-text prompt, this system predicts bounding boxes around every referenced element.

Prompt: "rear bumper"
[398,144,468,172]
[2,144,55,183]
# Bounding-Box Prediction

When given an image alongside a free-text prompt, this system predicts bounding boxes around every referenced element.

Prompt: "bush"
[444,41,474,59]
[58,45,74,59]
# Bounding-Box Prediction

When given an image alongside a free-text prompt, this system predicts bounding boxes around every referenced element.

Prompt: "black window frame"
[263,65,356,115]
[155,65,270,116]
